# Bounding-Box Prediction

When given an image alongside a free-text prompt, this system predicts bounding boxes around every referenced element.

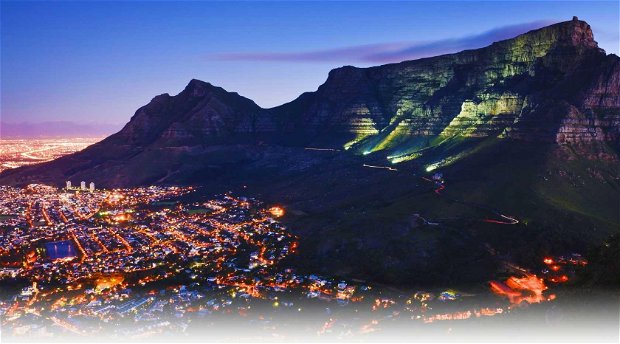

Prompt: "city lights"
[0,184,593,339]
[268,206,285,218]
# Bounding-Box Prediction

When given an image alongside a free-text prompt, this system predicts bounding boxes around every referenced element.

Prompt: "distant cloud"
[208,20,554,64]
[209,42,412,63]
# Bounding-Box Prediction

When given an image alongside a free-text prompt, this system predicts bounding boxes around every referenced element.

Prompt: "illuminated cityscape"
[0,183,588,340]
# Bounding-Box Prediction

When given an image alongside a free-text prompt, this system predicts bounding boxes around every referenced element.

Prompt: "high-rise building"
[66,181,72,189]
[89,182,95,192]
[80,181,86,190]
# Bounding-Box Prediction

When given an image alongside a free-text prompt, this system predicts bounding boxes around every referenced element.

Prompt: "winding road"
[419,176,519,225]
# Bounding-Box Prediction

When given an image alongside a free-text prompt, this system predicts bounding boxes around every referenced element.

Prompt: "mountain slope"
[270,17,619,153]
[1,17,618,188]
[0,81,274,186]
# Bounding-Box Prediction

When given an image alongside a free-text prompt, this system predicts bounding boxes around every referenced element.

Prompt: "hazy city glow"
[0,138,102,173]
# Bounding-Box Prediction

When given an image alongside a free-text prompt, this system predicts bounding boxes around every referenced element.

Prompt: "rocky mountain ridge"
[103,17,620,148]
[0,17,618,187]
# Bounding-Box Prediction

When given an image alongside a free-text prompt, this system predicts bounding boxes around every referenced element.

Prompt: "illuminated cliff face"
[270,18,618,154]
[110,18,617,156]
[439,94,525,139]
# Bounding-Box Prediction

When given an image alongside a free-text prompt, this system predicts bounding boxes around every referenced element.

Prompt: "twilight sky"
[1,1,619,130]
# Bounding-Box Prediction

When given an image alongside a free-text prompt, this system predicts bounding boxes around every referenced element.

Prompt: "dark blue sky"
[2,1,618,128]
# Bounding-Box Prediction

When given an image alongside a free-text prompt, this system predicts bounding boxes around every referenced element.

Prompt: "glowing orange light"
[550,265,561,272]
[491,274,548,305]
[112,214,129,222]
[543,257,554,265]
[268,206,285,217]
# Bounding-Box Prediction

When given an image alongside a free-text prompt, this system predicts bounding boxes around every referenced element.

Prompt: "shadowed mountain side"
[159,140,619,286]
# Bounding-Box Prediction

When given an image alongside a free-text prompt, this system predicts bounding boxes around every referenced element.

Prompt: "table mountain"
[1,17,618,187]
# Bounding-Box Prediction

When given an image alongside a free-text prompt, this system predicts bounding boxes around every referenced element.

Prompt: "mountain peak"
[542,16,598,49]
[186,78,209,88]
[479,17,599,57]
[566,16,597,48]
[182,78,215,97]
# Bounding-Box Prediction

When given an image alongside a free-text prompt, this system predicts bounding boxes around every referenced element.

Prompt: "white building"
[89,182,95,192]
[66,181,72,189]
[81,181,86,190]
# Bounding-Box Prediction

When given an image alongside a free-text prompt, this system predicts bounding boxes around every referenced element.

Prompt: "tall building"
[89,182,95,192]
[80,181,86,190]
[66,181,72,189]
